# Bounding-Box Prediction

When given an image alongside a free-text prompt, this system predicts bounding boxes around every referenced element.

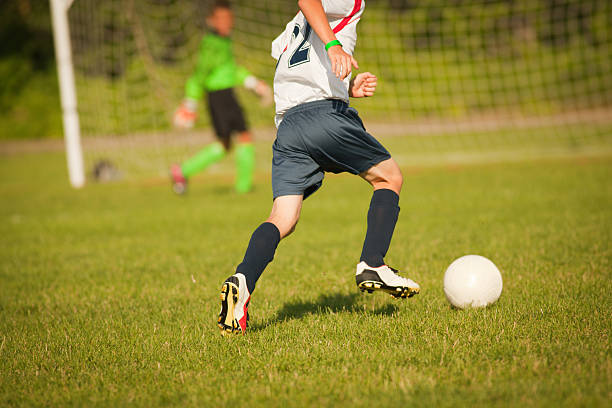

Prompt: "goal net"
[64,0,612,180]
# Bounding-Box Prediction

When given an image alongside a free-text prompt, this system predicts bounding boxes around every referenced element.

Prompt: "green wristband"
[325,40,342,51]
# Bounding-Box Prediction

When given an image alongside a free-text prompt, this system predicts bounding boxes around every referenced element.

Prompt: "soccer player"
[217,0,420,335]
[171,0,272,194]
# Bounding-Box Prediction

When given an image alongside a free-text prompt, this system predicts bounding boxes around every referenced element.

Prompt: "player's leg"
[213,87,255,194]
[359,157,402,267]
[300,101,418,298]
[360,157,403,195]
[218,102,326,335]
[235,131,255,194]
[355,158,419,298]
[237,194,303,291]
[170,91,231,194]
[183,89,233,175]
[265,194,303,238]
[181,141,227,177]
[218,195,302,335]
[170,142,226,195]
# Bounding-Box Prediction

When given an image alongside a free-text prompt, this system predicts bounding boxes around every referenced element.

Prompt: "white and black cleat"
[356,261,420,299]
[217,273,250,335]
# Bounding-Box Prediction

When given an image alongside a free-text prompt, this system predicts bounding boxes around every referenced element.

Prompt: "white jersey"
[271,0,365,127]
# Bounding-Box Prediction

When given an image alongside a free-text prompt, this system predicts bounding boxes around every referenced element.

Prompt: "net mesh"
[67,0,612,179]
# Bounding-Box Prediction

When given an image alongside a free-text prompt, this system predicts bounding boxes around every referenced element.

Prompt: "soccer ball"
[443,255,503,309]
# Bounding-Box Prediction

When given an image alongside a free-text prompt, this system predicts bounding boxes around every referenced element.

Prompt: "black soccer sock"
[236,222,281,293]
[360,189,400,268]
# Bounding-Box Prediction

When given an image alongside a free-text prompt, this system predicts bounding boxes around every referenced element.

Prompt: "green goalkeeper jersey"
[184,32,251,100]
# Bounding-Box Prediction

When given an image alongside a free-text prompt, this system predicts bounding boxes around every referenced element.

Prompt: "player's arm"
[297,0,358,80]
[349,72,377,98]
[185,38,214,101]
[238,66,273,107]
[174,38,213,128]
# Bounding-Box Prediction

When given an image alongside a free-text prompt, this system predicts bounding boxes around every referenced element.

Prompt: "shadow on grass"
[205,185,235,196]
[249,292,398,331]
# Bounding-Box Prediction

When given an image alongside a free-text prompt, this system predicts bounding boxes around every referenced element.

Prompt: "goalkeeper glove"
[173,99,198,129]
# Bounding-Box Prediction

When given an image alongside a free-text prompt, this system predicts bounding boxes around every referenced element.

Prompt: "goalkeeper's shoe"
[356,261,420,298]
[217,273,250,335]
[170,164,188,195]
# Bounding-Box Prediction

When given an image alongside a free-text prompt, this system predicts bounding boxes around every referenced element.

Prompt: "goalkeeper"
[171,0,272,194]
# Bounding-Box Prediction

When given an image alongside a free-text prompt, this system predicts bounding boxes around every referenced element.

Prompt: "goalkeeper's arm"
[243,75,273,107]
[174,38,213,129]
[173,98,198,129]
[236,66,272,106]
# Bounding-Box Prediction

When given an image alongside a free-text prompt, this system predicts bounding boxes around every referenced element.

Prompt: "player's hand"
[349,72,377,98]
[255,80,273,107]
[173,99,197,129]
[327,45,358,80]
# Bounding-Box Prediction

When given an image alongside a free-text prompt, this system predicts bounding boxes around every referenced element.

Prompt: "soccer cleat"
[356,261,420,298]
[217,273,250,335]
[170,163,188,195]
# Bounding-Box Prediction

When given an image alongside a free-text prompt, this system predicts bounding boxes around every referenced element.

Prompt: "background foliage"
[0,0,610,139]
[0,0,62,139]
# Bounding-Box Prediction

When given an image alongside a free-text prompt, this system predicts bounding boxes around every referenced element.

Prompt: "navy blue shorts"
[272,99,391,200]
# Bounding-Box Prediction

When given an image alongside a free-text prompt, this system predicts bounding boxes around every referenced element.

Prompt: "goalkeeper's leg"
[171,142,226,194]
[182,142,226,177]
[235,131,255,194]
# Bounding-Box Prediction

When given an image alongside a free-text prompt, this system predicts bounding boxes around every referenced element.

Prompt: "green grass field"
[1,140,611,406]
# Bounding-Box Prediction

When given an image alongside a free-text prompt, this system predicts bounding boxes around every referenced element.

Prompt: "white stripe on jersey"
[271,0,365,127]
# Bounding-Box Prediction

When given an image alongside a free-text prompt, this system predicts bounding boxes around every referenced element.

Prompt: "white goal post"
[50,0,85,188]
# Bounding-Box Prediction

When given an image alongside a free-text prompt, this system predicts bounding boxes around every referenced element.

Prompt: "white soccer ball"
[443,255,503,309]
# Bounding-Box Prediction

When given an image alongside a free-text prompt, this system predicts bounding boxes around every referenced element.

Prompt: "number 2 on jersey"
[288,23,312,68]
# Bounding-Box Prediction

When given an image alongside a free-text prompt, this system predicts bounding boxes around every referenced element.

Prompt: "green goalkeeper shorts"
[272,99,391,200]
